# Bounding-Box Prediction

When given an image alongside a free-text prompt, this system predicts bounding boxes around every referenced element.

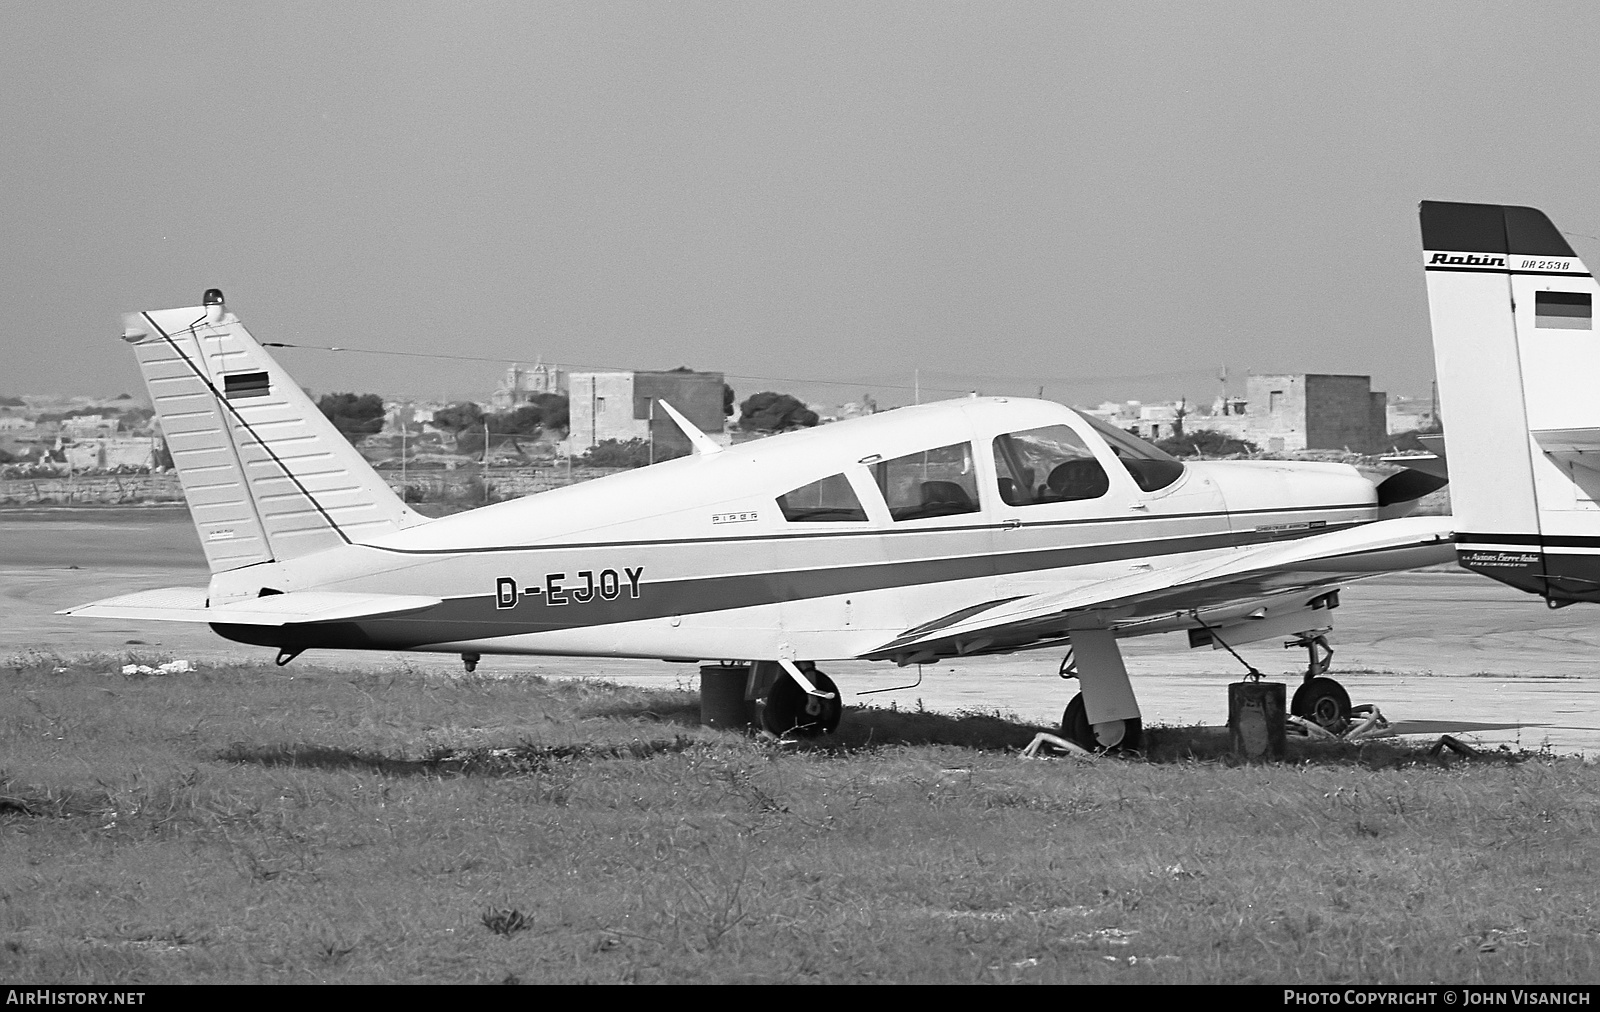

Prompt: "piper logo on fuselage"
[1427,252,1507,267]
[495,568,644,609]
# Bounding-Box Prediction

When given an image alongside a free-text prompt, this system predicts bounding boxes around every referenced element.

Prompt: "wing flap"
[62,588,442,626]
[865,516,1454,660]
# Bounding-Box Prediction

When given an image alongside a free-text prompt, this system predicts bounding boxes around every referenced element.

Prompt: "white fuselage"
[204,398,1380,662]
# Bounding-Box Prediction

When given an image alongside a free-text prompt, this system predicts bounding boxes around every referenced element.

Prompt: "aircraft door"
[989,422,1125,597]
[770,467,901,657]
[989,417,1228,597]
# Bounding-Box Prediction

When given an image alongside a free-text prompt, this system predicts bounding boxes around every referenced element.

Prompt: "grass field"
[3,651,1598,984]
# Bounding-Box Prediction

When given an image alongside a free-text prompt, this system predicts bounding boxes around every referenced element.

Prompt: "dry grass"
[3,650,1598,984]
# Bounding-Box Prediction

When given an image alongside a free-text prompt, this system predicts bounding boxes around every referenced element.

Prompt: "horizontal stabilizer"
[1532,427,1600,456]
[61,588,442,626]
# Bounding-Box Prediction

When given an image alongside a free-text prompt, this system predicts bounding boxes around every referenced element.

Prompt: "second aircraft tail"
[1421,200,1600,604]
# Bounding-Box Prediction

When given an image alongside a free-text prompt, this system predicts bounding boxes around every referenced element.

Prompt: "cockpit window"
[873,442,980,521]
[1074,410,1186,492]
[777,473,868,522]
[992,425,1109,505]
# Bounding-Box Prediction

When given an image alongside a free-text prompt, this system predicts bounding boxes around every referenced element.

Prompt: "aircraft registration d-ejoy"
[66,289,1456,750]
[1420,200,1600,609]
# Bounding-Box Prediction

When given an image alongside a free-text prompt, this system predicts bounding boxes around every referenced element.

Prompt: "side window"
[993,425,1109,506]
[777,473,868,522]
[873,443,980,521]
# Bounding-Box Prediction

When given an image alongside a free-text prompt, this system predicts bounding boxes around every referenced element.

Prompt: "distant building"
[1205,374,1387,453]
[382,399,449,435]
[491,361,566,411]
[833,394,879,421]
[64,436,158,470]
[1385,392,1438,436]
[567,369,727,457]
[1080,400,1185,441]
[63,414,119,439]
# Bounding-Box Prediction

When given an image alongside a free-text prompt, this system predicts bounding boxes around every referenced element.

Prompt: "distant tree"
[580,438,655,468]
[431,401,486,452]
[723,383,736,417]
[526,392,568,433]
[738,391,818,432]
[316,392,386,443]
[461,404,546,457]
[0,448,14,464]
[0,396,23,407]
[1154,429,1258,458]
[115,392,133,400]
[495,405,545,437]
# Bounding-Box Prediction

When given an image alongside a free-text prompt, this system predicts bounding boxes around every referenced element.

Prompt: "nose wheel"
[1061,692,1142,752]
[756,667,842,737]
[1286,634,1350,731]
[1291,677,1352,732]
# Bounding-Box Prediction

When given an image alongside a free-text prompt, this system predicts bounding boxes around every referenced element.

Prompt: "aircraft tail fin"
[124,290,424,574]
[1421,201,1600,603]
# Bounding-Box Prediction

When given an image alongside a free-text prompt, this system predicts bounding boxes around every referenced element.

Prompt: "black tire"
[1291,676,1351,731]
[1061,692,1142,752]
[757,668,842,737]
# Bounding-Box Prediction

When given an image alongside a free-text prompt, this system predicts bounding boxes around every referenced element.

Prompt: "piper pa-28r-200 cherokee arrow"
[67,288,1455,750]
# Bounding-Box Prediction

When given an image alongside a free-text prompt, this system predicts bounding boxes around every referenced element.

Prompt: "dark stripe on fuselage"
[362,503,1375,555]
[1456,532,1600,548]
[217,516,1368,651]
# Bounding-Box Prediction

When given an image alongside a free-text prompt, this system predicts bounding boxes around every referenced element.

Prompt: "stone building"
[1206,374,1388,453]
[567,369,727,457]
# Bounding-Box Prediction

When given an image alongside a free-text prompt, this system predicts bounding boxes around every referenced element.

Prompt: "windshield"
[1073,410,1186,492]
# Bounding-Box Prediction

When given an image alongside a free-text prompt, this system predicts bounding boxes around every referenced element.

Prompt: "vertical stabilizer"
[124,290,423,573]
[1421,201,1600,603]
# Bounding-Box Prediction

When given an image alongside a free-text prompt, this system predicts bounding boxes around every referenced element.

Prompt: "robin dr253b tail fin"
[1421,200,1600,604]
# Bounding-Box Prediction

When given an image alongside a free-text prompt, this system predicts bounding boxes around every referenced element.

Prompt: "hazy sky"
[6,2,1600,408]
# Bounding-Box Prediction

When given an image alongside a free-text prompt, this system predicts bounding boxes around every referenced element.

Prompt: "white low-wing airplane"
[1421,200,1600,608]
[65,289,1455,749]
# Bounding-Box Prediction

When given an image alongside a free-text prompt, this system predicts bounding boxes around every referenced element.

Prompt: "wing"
[863,515,1454,663]
[61,588,442,626]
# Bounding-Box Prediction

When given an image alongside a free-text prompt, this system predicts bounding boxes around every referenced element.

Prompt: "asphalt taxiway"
[4,506,1596,754]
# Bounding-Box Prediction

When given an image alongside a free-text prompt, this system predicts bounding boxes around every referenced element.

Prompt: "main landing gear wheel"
[757,668,843,737]
[1291,676,1351,732]
[1062,692,1142,752]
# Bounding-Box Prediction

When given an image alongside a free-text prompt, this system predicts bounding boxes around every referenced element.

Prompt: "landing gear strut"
[1286,633,1350,731]
[1056,628,1143,752]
